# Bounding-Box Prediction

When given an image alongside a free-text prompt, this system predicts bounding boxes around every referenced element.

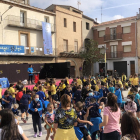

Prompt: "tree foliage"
[79,39,104,63]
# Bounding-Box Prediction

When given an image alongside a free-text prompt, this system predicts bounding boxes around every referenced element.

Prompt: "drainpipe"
[54,15,57,63]
[135,18,138,74]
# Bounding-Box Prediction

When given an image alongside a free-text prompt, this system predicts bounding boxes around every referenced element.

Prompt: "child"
[65,84,72,98]
[12,104,19,116]
[134,89,140,118]
[115,84,122,108]
[128,88,134,95]
[124,95,137,116]
[0,84,2,103]
[51,81,57,103]
[30,94,43,138]
[44,103,56,140]
[86,98,103,140]
[75,101,93,140]
[2,90,13,109]
[8,84,17,104]
[73,86,81,104]
[20,89,31,123]
[109,83,115,93]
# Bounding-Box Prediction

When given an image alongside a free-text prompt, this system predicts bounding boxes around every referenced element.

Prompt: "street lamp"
[0,5,13,22]
[102,45,107,76]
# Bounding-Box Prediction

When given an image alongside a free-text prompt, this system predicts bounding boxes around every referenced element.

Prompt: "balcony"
[106,51,123,59]
[24,47,56,57]
[59,46,85,58]
[104,33,122,42]
[4,15,56,32]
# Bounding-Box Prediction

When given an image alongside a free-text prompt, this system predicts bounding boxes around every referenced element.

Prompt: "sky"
[30,0,140,23]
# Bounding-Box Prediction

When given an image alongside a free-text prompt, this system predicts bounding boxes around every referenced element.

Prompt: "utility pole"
[101,6,102,23]
[77,0,81,9]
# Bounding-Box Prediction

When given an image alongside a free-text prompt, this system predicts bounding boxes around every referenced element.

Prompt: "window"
[123,26,131,34]
[124,45,131,52]
[73,22,76,32]
[100,48,105,54]
[99,30,105,37]
[74,41,78,53]
[86,22,90,30]
[44,17,49,23]
[64,18,67,27]
[63,39,68,52]
[111,46,117,58]
[20,11,25,25]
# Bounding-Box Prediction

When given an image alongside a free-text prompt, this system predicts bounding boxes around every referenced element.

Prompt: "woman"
[54,94,77,140]
[132,74,139,88]
[99,93,121,140]
[121,112,140,140]
[124,95,137,116]
[0,109,28,140]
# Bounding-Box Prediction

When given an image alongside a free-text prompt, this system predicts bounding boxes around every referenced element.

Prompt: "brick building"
[93,16,138,77]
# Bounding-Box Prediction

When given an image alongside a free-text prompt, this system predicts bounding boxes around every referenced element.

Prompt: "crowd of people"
[0,72,140,140]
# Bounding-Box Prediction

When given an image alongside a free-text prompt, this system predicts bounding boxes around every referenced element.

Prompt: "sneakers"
[21,118,26,123]
[39,132,42,137]
[26,117,28,121]
[34,133,37,138]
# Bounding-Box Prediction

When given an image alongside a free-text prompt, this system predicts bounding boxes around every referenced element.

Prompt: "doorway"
[130,61,135,75]
[70,66,75,78]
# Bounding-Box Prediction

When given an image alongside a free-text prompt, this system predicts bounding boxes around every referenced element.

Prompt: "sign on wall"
[0,45,25,55]
[42,22,53,55]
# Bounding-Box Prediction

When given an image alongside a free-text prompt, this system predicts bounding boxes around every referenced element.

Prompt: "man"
[114,70,118,79]
[27,65,34,84]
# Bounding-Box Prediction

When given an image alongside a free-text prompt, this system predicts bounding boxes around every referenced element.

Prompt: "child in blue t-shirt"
[12,104,19,116]
[86,98,103,140]
[75,101,93,140]
[134,89,140,118]
[109,83,115,93]
[115,84,122,108]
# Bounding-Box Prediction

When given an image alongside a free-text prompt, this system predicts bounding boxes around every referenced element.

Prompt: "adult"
[27,64,34,84]
[121,112,140,140]
[54,94,77,140]
[132,73,139,89]
[99,93,121,140]
[0,109,28,140]
[114,70,118,79]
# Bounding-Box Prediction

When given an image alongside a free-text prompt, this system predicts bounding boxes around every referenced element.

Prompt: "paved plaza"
[19,89,130,140]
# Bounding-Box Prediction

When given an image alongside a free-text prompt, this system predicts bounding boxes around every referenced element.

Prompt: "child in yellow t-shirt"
[51,81,57,104]
[8,84,17,104]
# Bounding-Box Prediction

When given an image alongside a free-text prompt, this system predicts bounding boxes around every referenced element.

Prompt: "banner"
[0,45,25,55]
[42,22,53,55]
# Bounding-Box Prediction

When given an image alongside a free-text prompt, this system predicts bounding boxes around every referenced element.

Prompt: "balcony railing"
[24,47,56,57]
[104,33,122,42]
[4,15,56,32]
[106,51,123,59]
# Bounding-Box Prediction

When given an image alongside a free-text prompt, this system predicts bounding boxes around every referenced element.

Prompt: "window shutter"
[99,31,105,37]
[124,45,131,52]
[123,26,130,34]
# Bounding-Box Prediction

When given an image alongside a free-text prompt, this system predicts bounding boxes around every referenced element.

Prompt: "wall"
[137,19,140,73]
[55,6,82,54]
[55,6,83,77]
[0,2,56,57]
[94,57,138,77]
[82,17,94,47]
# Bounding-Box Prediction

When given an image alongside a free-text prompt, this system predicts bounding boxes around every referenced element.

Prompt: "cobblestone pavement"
[20,89,130,140]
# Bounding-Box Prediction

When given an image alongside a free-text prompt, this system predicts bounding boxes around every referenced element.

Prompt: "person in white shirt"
[0,109,28,140]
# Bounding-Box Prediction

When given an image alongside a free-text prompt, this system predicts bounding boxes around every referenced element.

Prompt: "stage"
[1,79,73,95]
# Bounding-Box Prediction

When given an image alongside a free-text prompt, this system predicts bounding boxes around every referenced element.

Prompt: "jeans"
[28,75,33,83]
[103,131,121,140]
[92,130,103,140]
[32,113,42,133]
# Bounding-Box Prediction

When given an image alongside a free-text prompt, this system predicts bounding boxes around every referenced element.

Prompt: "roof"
[82,14,98,24]
[46,4,83,13]
[94,16,137,27]
[1,0,55,16]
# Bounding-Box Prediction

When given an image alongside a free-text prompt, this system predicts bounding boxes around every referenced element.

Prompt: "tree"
[79,39,104,76]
